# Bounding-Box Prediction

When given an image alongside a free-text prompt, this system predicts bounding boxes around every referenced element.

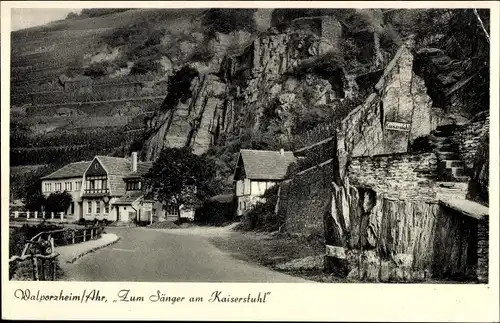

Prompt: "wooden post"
[14,211,19,218]
[90,228,94,240]
[34,211,38,219]
[40,259,45,281]
[60,212,64,221]
[52,260,57,281]
[71,231,75,244]
[51,212,54,220]
[83,229,86,242]
[26,211,30,219]
[42,211,45,219]
[32,257,39,281]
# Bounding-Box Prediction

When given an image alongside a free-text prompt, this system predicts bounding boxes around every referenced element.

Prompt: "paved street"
[61,227,309,282]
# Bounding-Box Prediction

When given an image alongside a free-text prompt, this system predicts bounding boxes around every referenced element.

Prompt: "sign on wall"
[386,121,411,132]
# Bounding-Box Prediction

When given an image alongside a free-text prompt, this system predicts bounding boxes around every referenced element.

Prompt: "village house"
[40,152,188,223]
[233,149,296,216]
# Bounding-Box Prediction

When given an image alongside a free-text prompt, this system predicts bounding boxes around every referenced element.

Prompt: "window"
[87,201,92,214]
[65,182,72,191]
[76,181,82,190]
[95,201,101,214]
[166,205,179,215]
[104,203,109,214]
[44,183,52,192]
[55,182,62,191]
[126,180,142,191]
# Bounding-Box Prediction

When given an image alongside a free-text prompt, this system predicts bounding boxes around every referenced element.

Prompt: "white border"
[2,2,499,321]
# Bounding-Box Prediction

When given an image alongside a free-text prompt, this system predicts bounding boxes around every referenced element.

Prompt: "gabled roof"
[236,149,296,181]
[82,156,132,196]
[41,161,91,180]
[123,162,153,179]
[95,156,131,175]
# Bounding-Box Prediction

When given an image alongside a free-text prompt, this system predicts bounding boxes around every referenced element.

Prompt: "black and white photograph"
[2,1,499,321]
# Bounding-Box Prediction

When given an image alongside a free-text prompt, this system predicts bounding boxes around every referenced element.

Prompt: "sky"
[11,8,82,31]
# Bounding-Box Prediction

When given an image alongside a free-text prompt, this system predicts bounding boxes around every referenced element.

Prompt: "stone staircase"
[432,124,469,183]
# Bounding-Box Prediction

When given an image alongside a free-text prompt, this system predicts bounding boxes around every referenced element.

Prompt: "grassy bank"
[209,228,347,282]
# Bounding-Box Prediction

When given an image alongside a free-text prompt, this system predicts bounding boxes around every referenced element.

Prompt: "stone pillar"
[477,216,489,283]
[60,212,64,221]
[14,211,19,218]
[26,211,30,219]
[42,211,45,219]
[51,212,55,220]
[34,211,38,219]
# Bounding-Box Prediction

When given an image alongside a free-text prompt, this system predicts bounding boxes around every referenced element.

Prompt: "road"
[61,227,309,282]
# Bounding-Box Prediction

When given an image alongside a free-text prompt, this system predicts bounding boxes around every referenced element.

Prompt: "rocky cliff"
[141,14,388,161]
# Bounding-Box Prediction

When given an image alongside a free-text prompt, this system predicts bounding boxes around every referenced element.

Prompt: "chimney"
[131,152,137,172]
[280,148,285,156]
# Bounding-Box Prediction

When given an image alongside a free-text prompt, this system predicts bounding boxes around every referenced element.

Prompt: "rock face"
[336,42,433,177]
[325,181,479,282]
[142,15,351,159]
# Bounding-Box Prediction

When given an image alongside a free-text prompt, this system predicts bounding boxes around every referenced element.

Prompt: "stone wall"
[455,112,489,170]
[347,152,438,199]
[476,217,489,283]
[282,160,334,239]
[325,182,481,282]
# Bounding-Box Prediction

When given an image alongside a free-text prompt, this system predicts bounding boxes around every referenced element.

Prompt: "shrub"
[240,185,281,232]
[130,57,162,75]
[83,62,112,78]
[189,43,215,63]
[194,199,233,226]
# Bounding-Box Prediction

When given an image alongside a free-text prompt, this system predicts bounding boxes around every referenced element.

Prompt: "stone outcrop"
[336,41,433,177]
[325,181,481,282]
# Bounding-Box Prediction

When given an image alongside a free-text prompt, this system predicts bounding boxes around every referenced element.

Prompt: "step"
[450,167,466,177]
[436,124,460,132]
[439,160,464,168]
[453,175,470,183]
[433,137,454,144]
[436,151,459,159]
[437,182,468,190]
[435,144,459,153]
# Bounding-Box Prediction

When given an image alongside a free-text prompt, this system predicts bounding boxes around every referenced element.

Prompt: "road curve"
[61,227,309,282]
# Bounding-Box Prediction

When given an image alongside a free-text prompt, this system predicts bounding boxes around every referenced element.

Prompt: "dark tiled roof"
[238,149,296,180]
[114,191,144,205]
[96,156,131,175]
[124,162,153,179]
[41,161,91,180]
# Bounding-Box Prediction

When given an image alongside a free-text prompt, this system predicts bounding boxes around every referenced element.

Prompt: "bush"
[240,185,281,232]
[194,200,233,226]
[83,62,112,78]
[189,43,215,63]
[130,57,162,75]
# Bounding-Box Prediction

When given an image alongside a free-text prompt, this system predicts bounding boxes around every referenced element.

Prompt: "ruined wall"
[325,182,480,282]
[282,160,334,238]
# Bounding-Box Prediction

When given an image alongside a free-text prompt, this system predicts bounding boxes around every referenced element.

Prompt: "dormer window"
[126,180,142,191]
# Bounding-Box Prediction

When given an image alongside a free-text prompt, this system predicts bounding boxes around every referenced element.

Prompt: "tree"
[144,147,219,222]
[44,191,73,214]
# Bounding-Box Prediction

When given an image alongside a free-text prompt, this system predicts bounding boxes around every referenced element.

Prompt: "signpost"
[386,121,411,132]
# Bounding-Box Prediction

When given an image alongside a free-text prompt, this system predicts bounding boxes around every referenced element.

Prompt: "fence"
[9,224,105,280]
[10,211,76,224]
